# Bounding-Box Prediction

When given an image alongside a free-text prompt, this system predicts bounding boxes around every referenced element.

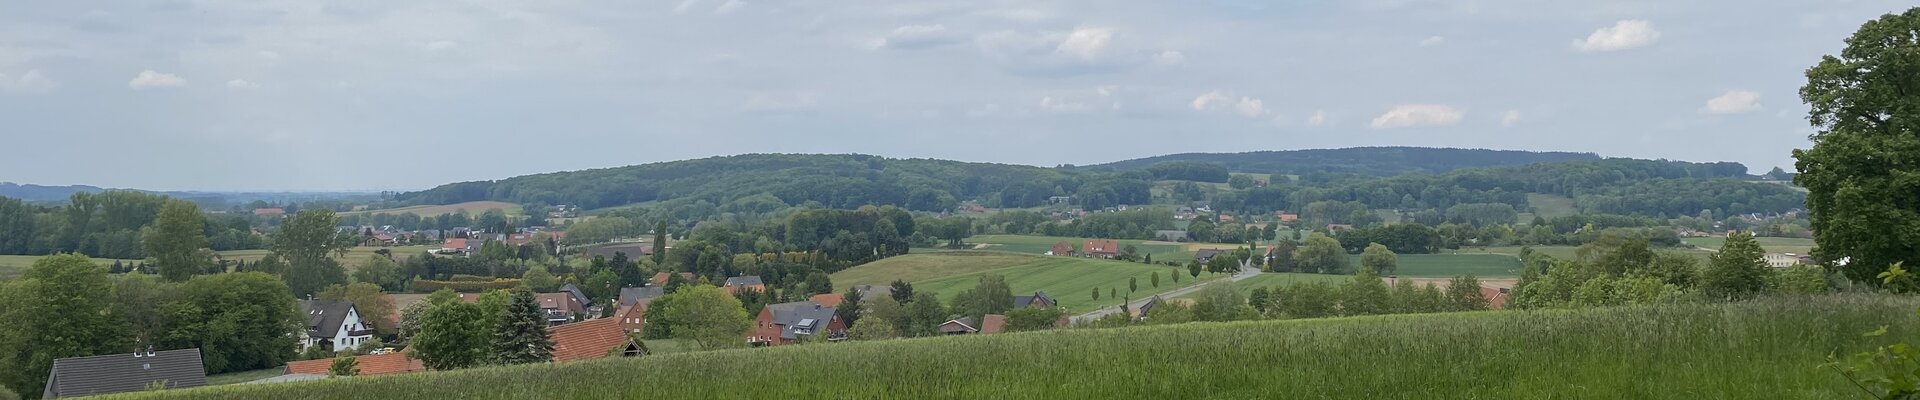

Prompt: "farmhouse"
[749,301,847,346]
[44,348,207,399]
[1193,249,1227,263]
[723,276,767,295]
[1048,241,1075,256]
[1013,291,1056,309]
[298,299,376,353]
[1082,239,1120,259]
[1764,252,1804,268]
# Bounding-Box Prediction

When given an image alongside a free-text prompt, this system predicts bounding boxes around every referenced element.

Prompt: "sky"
[0,0,1909,191]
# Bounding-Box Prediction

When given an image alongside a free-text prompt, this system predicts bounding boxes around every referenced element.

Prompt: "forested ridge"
[1086,147,1604,176]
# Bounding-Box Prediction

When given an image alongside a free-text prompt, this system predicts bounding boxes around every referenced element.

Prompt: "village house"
[809,293,845,307]
[749,301,848,346]
[1764,252,1805,268]
[1048,241,1075,257]
[1014,291,1056,309]
[1193,249,1228,264]
[43,348,207,399]
[616,287,666,333]
[298,299,376,353]
[723,276,767,295]
[651,271,696,287]
[1082,239,1120,259]
[535,292,589,326]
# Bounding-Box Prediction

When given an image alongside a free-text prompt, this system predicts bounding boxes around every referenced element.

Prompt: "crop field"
[343,201,520,217]
[0,255,140,280]
[121,295,1920,399]
[1354,253,1524,278]
[216,245,432,271]
[835,251,1222,312]
[1683,236,1816,254]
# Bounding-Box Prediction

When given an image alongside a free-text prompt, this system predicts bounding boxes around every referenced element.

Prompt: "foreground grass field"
[122,295,1920,399]
[0,255,140,280]
[1683,236,1816,254]
[834,251,1223,312]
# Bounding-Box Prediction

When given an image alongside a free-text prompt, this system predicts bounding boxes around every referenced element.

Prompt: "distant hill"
[1084,147,1604,176]
[0,182,109,202]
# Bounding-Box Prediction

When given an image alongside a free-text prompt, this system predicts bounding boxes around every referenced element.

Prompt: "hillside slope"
[1086,147,1603,176]
[122,295,1914,399]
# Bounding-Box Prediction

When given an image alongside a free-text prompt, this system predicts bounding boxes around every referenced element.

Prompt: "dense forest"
[1085,147,1603,176]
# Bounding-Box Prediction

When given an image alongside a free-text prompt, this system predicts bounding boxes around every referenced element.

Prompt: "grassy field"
[1683,236,1816,254]
[1440,245,1716,264]
[216,246,433,271]
[968,234,1252,262]
[205,368,286,386]
[119,295,1920,399]
[834,251,1223,312]
[1525,193,1578,219]
[343,201,520,217]
[0,255,141,280]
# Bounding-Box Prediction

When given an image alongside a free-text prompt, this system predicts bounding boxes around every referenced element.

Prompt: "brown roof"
[286,353,425,376]
[536,292,586,314]
[1481,287,1508,310]
[809,293,844,307]
[548,318,631,363]
[1082,239,1119,254]
[442,238,468,250]
[979,314,1007,334]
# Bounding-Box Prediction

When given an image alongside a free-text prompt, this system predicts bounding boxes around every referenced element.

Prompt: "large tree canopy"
[1794,8,1920,283]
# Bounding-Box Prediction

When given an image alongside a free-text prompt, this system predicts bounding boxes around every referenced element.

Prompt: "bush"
[448,274,494,282]
[409,279,522,293]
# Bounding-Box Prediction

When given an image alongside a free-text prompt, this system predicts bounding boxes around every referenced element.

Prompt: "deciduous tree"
[143,200,209,282]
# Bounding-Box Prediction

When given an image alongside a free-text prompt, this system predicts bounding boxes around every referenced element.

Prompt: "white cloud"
[714,0,744,15]
[1038,96,1090,113]
[425,41,459,52]
[1055,26,1114,60]
[1190,91,1266,118]
[1500,110,1521,127]
[0,70,58,93]
[1702,90,1762,114]
[1370,104,1464,129]
[874,24,962,50]
[128,70,186,90]
[739,92,818,112]
[1573,20,1660,52]
[672,0,701,14]
[226,79,259,89]
[1307,110,1328,126]
[1151,50,1185,65]
[1419,36,1446,46]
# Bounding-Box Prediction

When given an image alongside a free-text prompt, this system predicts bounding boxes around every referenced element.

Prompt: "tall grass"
[115,295,1917,399]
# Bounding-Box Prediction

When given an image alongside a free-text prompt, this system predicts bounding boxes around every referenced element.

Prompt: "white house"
[298,299,376,353]
[1764,252,1804,269]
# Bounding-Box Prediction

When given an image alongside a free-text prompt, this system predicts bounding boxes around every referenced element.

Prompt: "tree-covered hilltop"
[395,154,1121,212]
[1084,147,1608,176]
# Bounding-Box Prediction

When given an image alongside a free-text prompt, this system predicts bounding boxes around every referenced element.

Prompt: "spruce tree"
[490,289,555,365]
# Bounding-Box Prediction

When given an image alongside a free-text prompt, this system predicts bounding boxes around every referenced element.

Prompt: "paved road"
[1071,264,1263,324]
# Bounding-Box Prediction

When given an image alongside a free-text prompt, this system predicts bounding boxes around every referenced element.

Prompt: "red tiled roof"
[809,293,844,307]
[286,353,425,376]
[442,238,468,250]
[1082,239,1119,254]
[548,318,630,363]
[979,314,1007,334]
[1481,287,1508,310]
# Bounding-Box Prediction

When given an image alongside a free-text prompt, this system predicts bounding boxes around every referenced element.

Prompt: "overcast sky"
[0,0,1907,191]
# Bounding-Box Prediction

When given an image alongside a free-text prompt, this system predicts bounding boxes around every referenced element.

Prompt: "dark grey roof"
[764,301,838,340]
[1194,249,1226,262]
[44,349,207,398]
[724,276,764,287]
[561,283,592,306]
[299,300,356,338]
[618,286,664,308]
[1013,291,1054,308]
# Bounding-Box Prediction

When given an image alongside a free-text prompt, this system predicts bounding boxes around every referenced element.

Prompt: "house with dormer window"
[298,299,376,353]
